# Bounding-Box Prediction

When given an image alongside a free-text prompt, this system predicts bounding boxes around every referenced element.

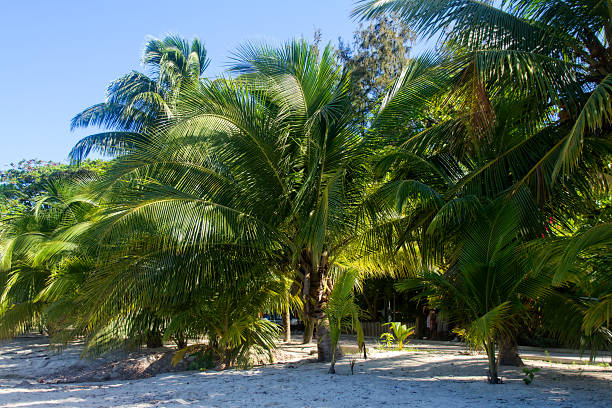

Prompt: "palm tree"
[536,221,612,360]
[561,223,612,339]
[69,39,376,361]
[397,201,553,383]
[352,2,611,364]
[323,268,366,373]
[0,177,98,340]
[69,35,209,163]
[354,0,612,189]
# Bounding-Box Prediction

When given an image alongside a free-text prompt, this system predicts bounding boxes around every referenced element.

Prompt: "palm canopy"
[69,35,210,163]
[352,35,608,276]
[352,0,610,289]
[0,177,99,340]
[354,0,612,187]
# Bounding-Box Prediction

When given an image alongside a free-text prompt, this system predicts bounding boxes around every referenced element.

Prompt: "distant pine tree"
[337,15,414,133]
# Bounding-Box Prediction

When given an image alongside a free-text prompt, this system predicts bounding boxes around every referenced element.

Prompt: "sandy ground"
[1,335,611,407]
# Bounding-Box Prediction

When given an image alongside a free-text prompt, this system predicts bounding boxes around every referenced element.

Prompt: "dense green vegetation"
[1,0,611,382]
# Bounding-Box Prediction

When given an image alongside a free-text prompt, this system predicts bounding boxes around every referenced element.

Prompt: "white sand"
[1,336,611,407]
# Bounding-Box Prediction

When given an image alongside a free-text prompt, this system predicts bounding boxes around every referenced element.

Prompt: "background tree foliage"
[0,159,108,216]
[337,14,414,132]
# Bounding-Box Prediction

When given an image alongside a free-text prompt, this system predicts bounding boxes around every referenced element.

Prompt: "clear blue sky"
[0,0,424,168]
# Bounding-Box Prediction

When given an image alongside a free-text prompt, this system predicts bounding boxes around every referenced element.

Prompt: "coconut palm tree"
[397,201,554,383]
[354,0,612,188]
[69,39,378,361]
[69,35,209,163]
[0,177,98,340]
[352,3,611,363]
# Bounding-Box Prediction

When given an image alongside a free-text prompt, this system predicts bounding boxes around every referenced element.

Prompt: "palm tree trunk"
[498,336,523,366]
[301,249,315,344]
[317,319,343,363]
[282,307,291,342]
[299,248,337,361]
[485,338,501,384]
[146,330,163,348]
[303,317,314,343]
[415,314,425,339]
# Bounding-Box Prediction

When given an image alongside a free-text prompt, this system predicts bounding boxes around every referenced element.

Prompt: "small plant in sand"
[383,322,414,351]
[323,269,367,374]
[451,327,466,340]
[379,331,395,349]
[522,367,540,385]
[188,348,216,371]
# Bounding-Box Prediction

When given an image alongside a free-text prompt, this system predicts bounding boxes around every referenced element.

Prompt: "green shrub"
[383,322,414,350]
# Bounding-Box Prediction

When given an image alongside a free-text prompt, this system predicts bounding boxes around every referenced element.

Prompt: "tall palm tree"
[69,35,209,163]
